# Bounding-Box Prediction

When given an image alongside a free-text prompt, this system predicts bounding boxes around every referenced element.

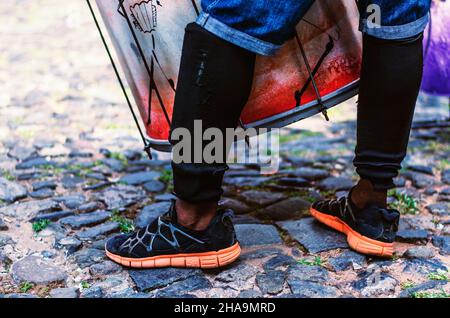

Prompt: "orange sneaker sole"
[310,207,394,257]
[105,242,241,269]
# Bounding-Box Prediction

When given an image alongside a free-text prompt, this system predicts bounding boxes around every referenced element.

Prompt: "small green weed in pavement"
[427,270,449,281]
[32,219,51,233]
[388,190,419,215]
[298,256,326,267]
[19,282,34,293]
[111,210,135,234]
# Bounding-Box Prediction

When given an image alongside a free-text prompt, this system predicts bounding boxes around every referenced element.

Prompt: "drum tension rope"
[295,33,330,122]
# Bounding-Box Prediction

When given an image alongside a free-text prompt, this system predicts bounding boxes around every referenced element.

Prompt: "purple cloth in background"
[421,1,450,97]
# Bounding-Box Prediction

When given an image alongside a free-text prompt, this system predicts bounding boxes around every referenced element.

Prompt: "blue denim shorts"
[196,0,431,56]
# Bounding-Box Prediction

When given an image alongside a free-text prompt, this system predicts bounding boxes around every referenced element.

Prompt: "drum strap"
[294,33,332,121]
[87,0,153,159]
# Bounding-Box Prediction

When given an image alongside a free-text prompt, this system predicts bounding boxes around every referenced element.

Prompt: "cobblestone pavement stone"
[0,1,449,298]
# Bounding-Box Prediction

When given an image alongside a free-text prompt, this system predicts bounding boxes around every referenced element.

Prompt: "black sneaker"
[105,201,240,269]
[310,195,399,257]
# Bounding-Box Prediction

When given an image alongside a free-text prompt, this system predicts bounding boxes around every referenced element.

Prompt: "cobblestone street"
[0,1,449,298]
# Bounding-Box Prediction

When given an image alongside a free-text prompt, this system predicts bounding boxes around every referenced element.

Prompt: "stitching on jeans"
[196,13,209,27]
[206,0,222,13]
[360,13,429,38]
[201,15,280,55]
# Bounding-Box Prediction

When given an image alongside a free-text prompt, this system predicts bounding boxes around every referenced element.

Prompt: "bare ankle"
[351,179,387,209]
[175,199,218,231]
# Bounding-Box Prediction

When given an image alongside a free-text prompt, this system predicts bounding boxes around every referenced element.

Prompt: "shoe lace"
[319,196,356,223]
[119,214,205,255]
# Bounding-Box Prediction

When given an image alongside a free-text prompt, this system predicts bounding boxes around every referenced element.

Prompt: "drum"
[93,0,362,152]
[421,0,450,97]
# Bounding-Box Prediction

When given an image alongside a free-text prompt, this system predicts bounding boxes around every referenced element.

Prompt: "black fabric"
[170,23,256,203]
[312,194,400,243]
[105,200,237,259]
[353,33,424,190]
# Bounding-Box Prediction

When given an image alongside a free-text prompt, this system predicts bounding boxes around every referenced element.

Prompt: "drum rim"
[147,80,359,153]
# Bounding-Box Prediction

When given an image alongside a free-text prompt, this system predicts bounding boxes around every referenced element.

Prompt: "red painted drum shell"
[95,0,362,152]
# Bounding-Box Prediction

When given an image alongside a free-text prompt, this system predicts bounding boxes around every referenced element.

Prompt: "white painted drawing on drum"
[130,0,160,34]
[117,0,175,127]
[96,0,200,141]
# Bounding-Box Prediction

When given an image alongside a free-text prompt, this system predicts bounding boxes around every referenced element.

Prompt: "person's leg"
[106,23,254,269]
[352,33,424,208]
[352,0,430,203]
[311,0,430,257]
[170,23,256,230]
[171,0,314,231]
[106,0,313,268]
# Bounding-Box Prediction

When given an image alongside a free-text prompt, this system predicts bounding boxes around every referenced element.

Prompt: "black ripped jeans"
[170,23,424,203]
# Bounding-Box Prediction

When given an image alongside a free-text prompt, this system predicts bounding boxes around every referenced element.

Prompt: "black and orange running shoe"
[310,195,399,257]
[105,201,240,269]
